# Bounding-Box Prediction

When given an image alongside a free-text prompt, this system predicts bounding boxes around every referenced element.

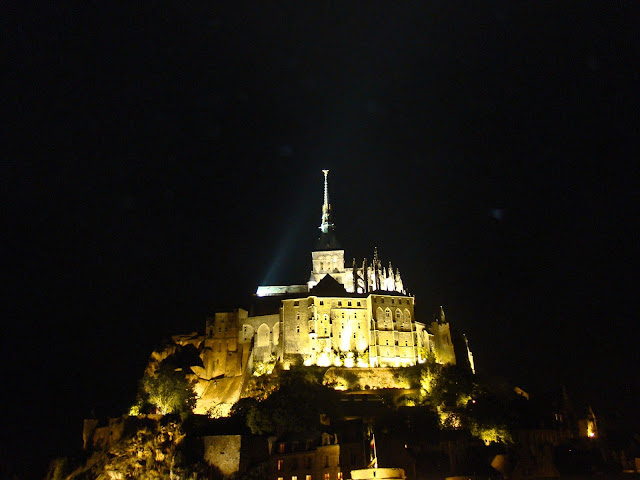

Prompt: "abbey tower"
[169,170,474,413]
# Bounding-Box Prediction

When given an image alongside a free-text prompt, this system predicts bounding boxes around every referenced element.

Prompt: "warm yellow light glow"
[317,352,331,367]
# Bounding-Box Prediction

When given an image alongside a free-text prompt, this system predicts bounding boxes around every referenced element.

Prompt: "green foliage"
[140,362,196,415]
[253,354,276,376]
[245,374,342,434]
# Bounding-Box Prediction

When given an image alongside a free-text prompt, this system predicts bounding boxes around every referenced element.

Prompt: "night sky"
[5,3,640,478]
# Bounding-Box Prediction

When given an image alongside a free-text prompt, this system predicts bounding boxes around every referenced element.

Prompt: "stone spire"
[315,169,340,250]
[320,169,333,234]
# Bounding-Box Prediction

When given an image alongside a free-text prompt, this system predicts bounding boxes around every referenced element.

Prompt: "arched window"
[376,307,384,322]
[404,309,411,322]
[395,309,402,321]
[257,324,270,347]
[385,308,391,319]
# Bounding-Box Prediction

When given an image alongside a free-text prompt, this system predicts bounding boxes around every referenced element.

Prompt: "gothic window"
[376,307,384,322]
[396,309,402,321]
[404,309,411,322]
[385,308,391,319]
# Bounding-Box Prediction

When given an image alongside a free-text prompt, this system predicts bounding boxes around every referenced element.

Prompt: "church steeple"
[320,169,334,234]
[315,169,340,250]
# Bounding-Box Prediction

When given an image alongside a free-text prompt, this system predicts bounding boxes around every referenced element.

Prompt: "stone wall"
[203,435,242,476]
[323,367,413,390]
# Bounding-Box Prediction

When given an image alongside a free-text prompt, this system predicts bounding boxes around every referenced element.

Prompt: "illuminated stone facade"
[169,170,473,412]
[247,170,468,370]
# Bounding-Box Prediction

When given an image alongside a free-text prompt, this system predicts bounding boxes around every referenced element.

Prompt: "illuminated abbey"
[167,170,474,413]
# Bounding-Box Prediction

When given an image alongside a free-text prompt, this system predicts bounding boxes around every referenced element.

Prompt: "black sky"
[4,3,640,478]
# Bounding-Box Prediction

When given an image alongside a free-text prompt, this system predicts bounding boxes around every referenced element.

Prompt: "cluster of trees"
[130,345,200,417]
[232,366,342,435]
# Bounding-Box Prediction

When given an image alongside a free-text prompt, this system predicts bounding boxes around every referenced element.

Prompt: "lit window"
[279,477,284,480]
[293,476,298,480]
[306,476,312,480]
[324,473,330,480]
[279,444,285,453]
[337,473,343,480]
[278,460,283,471]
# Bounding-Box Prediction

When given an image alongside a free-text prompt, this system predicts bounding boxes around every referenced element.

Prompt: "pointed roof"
[310,274,349,296]
[316,169,341,250]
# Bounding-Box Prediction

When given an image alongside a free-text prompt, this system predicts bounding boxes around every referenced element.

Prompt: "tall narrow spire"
[315,169,340,250]
[323,169,329,209]
[320,169,334,234]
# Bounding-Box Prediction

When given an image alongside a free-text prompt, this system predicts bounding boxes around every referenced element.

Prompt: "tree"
[140,362,196,415]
